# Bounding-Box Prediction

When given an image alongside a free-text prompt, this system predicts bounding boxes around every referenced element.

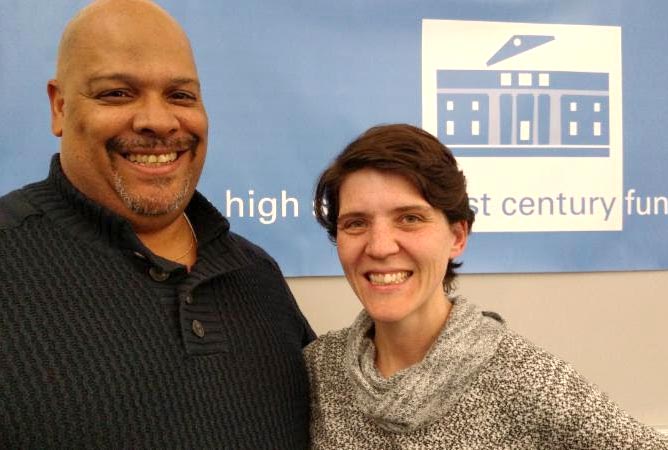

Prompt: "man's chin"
[113,175,191,217]
[124,198,184,216]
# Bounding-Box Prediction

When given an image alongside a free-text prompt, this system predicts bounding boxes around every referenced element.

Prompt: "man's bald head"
[55,0,194,83]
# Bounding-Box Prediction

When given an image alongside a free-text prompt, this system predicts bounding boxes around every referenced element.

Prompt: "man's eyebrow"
[85,73,200,89]
[169,77,201,88]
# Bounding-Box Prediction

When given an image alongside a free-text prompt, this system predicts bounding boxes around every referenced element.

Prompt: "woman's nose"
[364,223,400,258]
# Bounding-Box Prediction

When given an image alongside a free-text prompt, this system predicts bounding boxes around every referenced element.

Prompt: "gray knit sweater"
[304,298,667,449]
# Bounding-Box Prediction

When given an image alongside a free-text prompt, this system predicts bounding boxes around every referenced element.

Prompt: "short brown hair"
[314,123,474,292]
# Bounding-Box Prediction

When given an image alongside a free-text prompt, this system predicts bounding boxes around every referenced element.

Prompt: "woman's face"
[336,168,467,328]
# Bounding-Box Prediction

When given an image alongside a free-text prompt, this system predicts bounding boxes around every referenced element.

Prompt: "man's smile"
[124,151,178,165]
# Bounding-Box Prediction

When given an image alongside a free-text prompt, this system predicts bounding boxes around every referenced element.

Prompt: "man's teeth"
[368,272,410,285]
[125,152,178,164]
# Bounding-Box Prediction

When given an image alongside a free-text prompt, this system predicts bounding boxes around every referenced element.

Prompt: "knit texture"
[0,155,315,449]
[305,297,668,449]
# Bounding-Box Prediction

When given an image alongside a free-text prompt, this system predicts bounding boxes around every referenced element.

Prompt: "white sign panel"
[422,20,622,232]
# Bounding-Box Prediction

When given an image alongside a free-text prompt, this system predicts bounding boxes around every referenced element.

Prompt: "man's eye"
[170,91,197,102]
[96,90,132,101]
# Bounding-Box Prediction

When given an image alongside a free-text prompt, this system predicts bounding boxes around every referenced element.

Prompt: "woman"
[305,124,666,449]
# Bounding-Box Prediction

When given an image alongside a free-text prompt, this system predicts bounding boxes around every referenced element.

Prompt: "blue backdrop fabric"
[1,0,667,276]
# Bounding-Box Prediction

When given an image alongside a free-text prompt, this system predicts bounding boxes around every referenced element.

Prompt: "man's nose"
[132,95,180,136]
[364,223,400,259]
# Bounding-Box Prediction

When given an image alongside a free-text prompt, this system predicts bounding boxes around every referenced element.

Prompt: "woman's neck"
[373,297,452,379]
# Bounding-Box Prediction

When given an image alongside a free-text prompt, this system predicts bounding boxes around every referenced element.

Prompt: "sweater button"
[149,267,170,282]
[182,293,194,305]
[192,320,205,338]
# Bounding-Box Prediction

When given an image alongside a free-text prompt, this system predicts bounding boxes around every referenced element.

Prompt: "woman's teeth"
[125,152,178,165]
[368,271,410,285]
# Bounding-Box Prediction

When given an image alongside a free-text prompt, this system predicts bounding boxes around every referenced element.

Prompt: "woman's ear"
[448,220,469,259]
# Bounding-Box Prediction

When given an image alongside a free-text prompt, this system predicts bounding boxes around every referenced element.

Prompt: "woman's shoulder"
[304,309,371,364]
[486,330,581,390]
[303,326,353,398]
[472,317,631,420]
[304,326,350,363]
[473,331,668,447]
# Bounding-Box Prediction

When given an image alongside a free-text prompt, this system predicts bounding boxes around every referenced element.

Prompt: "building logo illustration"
[422,20,622,232]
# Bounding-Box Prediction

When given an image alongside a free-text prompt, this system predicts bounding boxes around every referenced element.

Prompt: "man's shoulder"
[222,229,317,344]
[0,187,42,231]
[189,191,281,269]
[225,230,283,271]
[227,231,272,260]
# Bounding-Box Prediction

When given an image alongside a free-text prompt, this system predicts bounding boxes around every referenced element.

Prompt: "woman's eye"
[401,214,422,224]
[339,218,366,232]
[345,220,364,228]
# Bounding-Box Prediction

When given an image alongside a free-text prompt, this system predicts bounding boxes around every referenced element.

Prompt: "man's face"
[48,11,208,225]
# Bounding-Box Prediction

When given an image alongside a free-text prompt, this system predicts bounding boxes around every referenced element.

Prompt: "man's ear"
[47,80,64,137]
[448,220,469,259]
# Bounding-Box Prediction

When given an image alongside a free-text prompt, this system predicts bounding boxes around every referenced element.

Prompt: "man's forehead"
[58,39,198,88]
[84,72,201,90]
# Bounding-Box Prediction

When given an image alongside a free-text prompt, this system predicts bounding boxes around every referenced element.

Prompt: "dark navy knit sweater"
[0,155,315,449]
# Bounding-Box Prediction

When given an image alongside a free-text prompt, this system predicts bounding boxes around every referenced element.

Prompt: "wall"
[289,270,668,430]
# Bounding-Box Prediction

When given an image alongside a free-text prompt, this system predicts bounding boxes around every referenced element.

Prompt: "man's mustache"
[106,135,200,154]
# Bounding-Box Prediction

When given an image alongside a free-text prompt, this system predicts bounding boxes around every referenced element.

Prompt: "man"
[0,0,314,447]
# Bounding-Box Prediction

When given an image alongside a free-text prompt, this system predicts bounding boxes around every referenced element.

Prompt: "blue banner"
[1,1,667,276]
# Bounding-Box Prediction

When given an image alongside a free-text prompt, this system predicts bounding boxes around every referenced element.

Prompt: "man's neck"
[136,212,197,269]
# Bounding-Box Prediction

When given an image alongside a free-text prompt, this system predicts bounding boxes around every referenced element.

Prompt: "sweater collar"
[345,297,506,433]
[23,154,230,269]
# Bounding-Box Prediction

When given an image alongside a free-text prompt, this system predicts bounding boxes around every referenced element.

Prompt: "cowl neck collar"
[345,297,505,433]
